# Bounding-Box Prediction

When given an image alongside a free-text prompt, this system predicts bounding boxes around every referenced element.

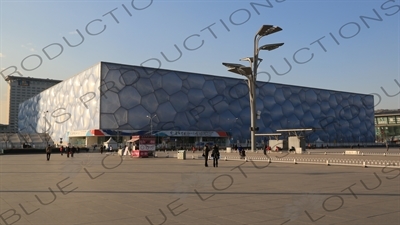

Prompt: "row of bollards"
[171,152,400,168]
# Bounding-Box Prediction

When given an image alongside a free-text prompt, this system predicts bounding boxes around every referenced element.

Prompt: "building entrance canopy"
[127,136,140,143]
[67,129,229,138]
[276,128,315,137]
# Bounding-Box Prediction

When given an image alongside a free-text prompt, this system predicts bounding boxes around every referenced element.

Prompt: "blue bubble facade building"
[18,62,375,147]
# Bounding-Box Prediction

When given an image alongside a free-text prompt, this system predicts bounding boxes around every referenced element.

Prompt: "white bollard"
[326,160,330,166]
[363,161,366,168]
[294,159,297,164]
[224,156,227,161]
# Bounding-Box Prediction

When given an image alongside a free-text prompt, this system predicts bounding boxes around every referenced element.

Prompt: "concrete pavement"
[0,152,399,225]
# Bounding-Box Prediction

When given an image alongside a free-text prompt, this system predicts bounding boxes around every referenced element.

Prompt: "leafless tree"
[18,132,31,148]
[1,133,15,149]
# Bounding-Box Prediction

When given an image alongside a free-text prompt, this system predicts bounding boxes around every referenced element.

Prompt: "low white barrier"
[308,151,400,157]
[155,153,400,168]
[218,155,400,168]
[345,150,360,155]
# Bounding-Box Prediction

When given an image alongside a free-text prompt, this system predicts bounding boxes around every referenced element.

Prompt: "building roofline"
[5,75,62,83]
[100,61,373,97]
[375,109,400,116]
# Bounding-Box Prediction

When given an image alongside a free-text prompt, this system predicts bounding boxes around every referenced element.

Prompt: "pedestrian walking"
[212,144,220,167]
[386,142,389,151]
[66,146,70,158]
[46,144,52,161]
[71,146,76,157]
[263,145,267,155]
[60,146,64,156]
[123,145,130,156]
[203,144,210,167]
[241,149,246,159]
[100,145,104,154]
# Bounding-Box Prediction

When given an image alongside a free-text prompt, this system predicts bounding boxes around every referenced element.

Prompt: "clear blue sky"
[0,0,399,124]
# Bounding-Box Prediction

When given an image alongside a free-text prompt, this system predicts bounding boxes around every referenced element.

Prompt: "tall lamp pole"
[223,25,284,152]
[147,114,157,135]
[44,110,49,146]
[229,117,239,145]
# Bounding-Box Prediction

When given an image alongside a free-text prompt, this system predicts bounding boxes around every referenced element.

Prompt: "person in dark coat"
[71,146,76,157]
[238,145,243,157]
[66,146,70,158]
[60,146,64,156]
[212,144,220,167]
[46,144,52,161]
[240,146,246,159]
[203,144,210,167]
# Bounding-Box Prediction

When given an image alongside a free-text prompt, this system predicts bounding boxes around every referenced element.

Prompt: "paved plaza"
[0,150,399,225]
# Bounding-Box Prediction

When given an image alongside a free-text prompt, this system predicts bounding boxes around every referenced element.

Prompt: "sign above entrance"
[68,130,92,137]
[164,131,228,137]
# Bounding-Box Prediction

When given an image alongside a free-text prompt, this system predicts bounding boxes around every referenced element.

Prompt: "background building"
[374,109,400,143]
[3,76,61,133]
[18,62,375,148]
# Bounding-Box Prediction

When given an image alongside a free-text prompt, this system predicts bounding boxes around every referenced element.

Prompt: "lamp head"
[240,57,263,63]
[222,62,246,69]
[240,57,254,63]
[227,67,252,76]
[257,25,283,36]
[259,43,284,51]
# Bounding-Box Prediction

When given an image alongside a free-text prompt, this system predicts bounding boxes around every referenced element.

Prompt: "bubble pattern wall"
[18,61,374,144]
[18,63,101,142]
[100,62,375,143]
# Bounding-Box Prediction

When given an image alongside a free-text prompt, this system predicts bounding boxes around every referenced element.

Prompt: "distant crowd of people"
[203,144,221,167]
[46,145,80,161]
[45,144,132,161]
[59,145,81,158]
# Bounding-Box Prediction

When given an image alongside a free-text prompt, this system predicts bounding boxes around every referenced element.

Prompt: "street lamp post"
[229,117,238,145]
[116,130,120,149]
[44,110,49,146]
[223,25,283,152]
[147,114,157,135]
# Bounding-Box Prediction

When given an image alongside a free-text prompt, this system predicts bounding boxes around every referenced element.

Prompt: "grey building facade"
[18,62,375,147]
[3,76,61,133]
